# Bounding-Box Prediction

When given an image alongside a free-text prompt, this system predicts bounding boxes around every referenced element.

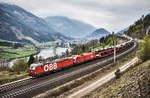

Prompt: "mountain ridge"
[44,16,96,38]
[86,28,110,39]
[0,3,72,44]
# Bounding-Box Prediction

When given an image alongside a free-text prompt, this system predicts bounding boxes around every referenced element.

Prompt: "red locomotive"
[29,36,134,77]
[29,57,74,77]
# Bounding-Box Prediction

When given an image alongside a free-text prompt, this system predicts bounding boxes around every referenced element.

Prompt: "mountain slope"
[44,16,96,38]
[124,13,150,38]
[0,3,55,34]
[0,3,71,44]
[86,28,110,39]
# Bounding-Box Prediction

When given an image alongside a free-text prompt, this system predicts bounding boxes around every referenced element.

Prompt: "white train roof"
[30,63,43,68]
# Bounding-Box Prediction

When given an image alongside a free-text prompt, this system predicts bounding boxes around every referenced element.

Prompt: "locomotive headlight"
[34,72,36,74]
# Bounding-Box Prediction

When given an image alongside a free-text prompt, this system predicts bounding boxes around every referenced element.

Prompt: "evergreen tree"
[28,55,35,66]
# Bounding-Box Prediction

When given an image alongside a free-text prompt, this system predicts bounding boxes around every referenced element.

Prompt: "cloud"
[1,0,150,32]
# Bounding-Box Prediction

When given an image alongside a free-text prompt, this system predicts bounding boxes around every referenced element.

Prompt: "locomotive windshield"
[30,64,37,70]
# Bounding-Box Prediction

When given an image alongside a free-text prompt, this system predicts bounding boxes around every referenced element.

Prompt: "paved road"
[67,57,139,98]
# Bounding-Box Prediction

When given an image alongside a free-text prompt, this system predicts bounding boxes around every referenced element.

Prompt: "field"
[0,46,37,60]
[0,40,37,60]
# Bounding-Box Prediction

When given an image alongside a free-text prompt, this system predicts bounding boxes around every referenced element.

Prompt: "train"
[29,35,134,77]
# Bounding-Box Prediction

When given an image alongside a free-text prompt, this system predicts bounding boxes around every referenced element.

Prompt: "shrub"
[115,69,121,79]
[50,89,59,97]
[138,36,150,61]
[12,58,27,74]
[148,64,150,69]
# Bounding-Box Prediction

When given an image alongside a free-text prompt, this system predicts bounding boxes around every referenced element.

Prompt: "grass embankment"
[85,59,150,98]
[0,71,29,85]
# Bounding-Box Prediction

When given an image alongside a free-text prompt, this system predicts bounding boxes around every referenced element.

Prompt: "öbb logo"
[44,63,57,71]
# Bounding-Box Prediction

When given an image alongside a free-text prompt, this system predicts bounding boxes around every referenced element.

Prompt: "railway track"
[0,41,138,98]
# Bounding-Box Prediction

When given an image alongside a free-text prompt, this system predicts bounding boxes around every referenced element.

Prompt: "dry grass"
[85,59,150,98]
[0,71,28,85]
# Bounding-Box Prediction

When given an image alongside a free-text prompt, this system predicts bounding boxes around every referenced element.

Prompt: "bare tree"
[53,46,57,56]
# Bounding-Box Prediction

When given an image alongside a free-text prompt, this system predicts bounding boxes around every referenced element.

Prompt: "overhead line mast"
[113,32,116,63]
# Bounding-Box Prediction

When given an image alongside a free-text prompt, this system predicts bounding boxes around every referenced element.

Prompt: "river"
[8,47,70,67]
[37,47,70,59]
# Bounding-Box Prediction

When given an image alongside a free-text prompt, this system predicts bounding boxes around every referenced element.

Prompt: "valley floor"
[0,46,37,60]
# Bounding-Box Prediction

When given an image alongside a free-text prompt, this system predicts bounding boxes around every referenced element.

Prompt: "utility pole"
[113,32,116,63]
[114,47,116,63]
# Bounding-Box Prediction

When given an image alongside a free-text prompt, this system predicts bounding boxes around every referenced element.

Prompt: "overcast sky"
[1,0,150,32]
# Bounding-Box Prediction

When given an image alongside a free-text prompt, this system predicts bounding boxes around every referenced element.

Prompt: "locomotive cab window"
[73,57,76,60]
[30,64,37,70]
[30,66,36,70]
